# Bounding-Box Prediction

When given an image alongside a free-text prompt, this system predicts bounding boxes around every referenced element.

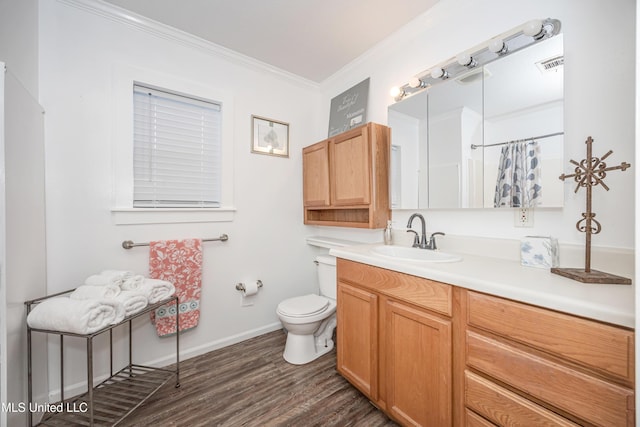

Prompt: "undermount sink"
[371,245,462,263]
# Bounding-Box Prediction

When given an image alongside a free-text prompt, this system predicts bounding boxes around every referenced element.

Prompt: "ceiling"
[103,0,440,83]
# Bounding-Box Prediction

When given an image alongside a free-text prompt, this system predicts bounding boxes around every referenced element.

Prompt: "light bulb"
[430,68,448,79]
[523,19,545,39]
[488,38,507,55]
[390,86,405,100]
[408,77,425,89]
[456,53,476,68]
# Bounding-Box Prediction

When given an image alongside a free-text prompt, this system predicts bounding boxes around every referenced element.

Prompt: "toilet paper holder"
[235,280,263,292]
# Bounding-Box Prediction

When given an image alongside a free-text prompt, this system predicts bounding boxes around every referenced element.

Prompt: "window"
[133,83,222,208]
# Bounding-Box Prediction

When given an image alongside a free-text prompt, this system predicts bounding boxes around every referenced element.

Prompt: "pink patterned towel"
[149,238,203,337]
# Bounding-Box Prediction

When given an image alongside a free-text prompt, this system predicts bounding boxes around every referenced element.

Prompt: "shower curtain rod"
[471,131,564,150]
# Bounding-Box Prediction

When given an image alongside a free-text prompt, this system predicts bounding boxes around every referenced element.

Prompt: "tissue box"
[520,236,559,269]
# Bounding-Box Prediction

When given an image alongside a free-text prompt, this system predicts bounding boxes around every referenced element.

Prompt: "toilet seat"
[277,294,329,318]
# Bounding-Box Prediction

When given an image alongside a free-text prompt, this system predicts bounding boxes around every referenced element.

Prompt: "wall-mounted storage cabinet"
[303,123,390,228]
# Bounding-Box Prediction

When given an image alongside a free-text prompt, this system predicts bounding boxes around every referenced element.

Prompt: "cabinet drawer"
[465,409,496,427]
[465,370,578,426]
[467,331,634,427]
[467,291,634,383]
[337,259,451,316]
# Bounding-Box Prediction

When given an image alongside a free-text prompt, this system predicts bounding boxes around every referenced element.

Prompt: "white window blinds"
[133,84,222,208]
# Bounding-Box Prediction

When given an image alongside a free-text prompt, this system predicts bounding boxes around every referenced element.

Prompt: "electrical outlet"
[514,207,534,227]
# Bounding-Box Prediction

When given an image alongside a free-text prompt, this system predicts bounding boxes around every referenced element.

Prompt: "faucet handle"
[406,229,420,248]
[429,232,445,250]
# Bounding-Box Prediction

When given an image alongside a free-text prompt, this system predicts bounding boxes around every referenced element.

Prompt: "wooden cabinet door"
[302,140,330,207]
[385,299,452,427]
[336,281,378,401]
[330,129,370,206]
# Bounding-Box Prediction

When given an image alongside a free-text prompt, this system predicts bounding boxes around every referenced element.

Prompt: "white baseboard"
[147,321,284,367]
[47,322,283,402]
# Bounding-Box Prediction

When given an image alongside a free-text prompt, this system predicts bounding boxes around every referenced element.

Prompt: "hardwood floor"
[121,330,398,426]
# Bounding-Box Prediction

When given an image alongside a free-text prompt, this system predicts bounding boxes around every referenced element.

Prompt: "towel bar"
[122,234,229,249]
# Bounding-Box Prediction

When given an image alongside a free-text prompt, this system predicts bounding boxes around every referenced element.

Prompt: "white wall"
[22,0,639,408]
[0,1,49,425]
[3,70,48,427]
[0,0,39,96]
[320,0,636,250]
[39,0,322,396]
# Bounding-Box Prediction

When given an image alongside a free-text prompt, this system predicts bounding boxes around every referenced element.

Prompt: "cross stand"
[550,136,631,284]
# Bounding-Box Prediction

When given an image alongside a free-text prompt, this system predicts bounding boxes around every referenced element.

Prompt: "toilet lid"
[278,294,330,317]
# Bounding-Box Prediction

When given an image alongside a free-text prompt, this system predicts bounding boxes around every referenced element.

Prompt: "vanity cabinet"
[335,257,636,427]
[385,297,452,426]
[462,290,635,427]
[336,258,453,426]
[336,281,379,400]
[303,122,390,228]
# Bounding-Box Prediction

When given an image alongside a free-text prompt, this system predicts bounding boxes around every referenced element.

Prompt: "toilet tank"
[316,255,337,300]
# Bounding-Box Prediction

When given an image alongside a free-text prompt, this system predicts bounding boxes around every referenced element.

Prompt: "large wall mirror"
[389,31,564,209]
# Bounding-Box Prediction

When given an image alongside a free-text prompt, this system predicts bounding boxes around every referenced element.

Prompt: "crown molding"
[55,0,319,90]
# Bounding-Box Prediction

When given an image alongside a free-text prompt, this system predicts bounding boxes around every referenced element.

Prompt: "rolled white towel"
[111,301,126,325]
[115,290,148,316]
[70,284,121,300]
[139,279,176,304]
[84,270,135,287]
[101,269,134,279]
[121,275,144,291]
[27,297,125,334]
[84,274,119,287]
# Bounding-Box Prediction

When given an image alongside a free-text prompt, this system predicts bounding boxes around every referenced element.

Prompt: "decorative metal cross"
[551,136,631,284]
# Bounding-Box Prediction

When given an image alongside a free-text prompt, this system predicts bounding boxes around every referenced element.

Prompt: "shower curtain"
[493,140,542,207]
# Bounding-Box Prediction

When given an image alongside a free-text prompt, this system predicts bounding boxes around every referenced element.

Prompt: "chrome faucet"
[406,213,428,249]
[406,213,445,250]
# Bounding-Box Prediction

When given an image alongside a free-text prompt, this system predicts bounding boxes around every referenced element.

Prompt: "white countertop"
[330,243,635,328]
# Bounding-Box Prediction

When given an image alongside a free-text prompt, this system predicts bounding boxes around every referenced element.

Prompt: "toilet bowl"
[276,255,337,365]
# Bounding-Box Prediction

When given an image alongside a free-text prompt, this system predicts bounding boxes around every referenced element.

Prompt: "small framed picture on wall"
[251,115,289,158]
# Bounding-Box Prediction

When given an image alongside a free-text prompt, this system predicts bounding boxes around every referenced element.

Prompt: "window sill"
[111,207,236,225]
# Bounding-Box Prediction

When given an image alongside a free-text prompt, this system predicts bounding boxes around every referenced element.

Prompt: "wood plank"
[119,330,398,426]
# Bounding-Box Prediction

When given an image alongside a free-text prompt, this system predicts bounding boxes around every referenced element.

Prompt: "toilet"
[276,254,337,365]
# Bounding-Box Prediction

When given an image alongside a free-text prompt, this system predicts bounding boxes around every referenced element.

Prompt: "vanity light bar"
[390,18,561,102]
